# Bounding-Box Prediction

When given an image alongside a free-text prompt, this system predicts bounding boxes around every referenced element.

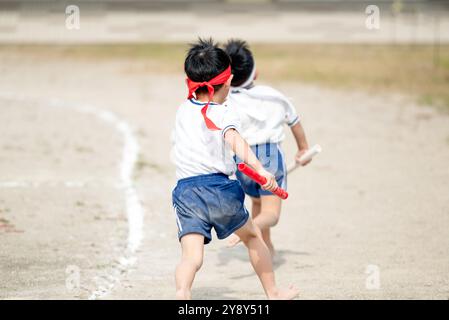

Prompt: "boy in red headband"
[172,38,299,300]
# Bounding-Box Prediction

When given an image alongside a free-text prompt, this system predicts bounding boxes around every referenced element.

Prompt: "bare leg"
[262,228,275,257]
[251,197,262,217]
[253,195,281,230]
[175,233,204,300]
[228,197,260,247]
[251,197,275,256]
[228,195,280,256]
[234,219,299,300]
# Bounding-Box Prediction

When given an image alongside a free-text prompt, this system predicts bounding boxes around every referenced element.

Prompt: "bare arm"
[224,129,277,191]
[290,122,311,165]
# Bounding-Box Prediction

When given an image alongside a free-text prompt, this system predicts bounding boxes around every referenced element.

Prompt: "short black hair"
[224,39,255,87]
[184,38,231,95]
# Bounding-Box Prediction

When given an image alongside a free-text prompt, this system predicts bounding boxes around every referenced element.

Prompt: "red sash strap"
[186,65,231,131]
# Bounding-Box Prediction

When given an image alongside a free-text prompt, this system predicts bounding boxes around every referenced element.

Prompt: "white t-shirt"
[172,98,241,180]
[227,85,300,145]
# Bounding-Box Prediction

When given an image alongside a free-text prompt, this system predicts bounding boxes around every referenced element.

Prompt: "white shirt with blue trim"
[173,99,241,180]
[227,85,300,146]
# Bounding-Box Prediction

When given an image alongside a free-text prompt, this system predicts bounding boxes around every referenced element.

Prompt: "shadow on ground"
[217,245,310,280]
[193,286,238,300]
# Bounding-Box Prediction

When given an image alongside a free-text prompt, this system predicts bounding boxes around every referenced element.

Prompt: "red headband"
[187,65,232,131]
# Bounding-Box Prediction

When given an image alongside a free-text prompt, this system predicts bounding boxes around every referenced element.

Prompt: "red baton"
[237,163,289,200]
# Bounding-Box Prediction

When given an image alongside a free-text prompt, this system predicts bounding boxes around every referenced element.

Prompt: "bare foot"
[268,285,299,300]
[175,289,191,300]
[227,233,242,247]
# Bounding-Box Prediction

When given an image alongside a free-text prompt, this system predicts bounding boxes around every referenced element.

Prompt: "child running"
[224,39,311,256]
[172,38,299,300]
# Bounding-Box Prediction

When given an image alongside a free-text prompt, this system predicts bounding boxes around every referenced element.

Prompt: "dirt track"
[0,53,448,299]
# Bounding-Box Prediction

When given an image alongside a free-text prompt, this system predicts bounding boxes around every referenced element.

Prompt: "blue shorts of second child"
[172,173,249,244]
[235,143,287,198]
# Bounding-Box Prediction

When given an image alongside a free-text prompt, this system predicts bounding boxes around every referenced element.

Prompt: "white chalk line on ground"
[0,181,115,188]
[0,93,144,300]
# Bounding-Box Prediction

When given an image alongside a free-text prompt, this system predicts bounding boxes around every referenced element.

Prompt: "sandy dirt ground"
[0,52,448,300]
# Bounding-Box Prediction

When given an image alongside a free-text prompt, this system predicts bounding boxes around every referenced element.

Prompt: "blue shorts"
[235,143,287,198]
[172,173,249,244]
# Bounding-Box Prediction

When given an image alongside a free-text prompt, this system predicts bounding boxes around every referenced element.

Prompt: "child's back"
[173,98,238,179]
[228,84,299,146]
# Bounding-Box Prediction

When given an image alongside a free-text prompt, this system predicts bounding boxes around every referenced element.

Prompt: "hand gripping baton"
[287,144,322,174]
[237,163,289,200]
